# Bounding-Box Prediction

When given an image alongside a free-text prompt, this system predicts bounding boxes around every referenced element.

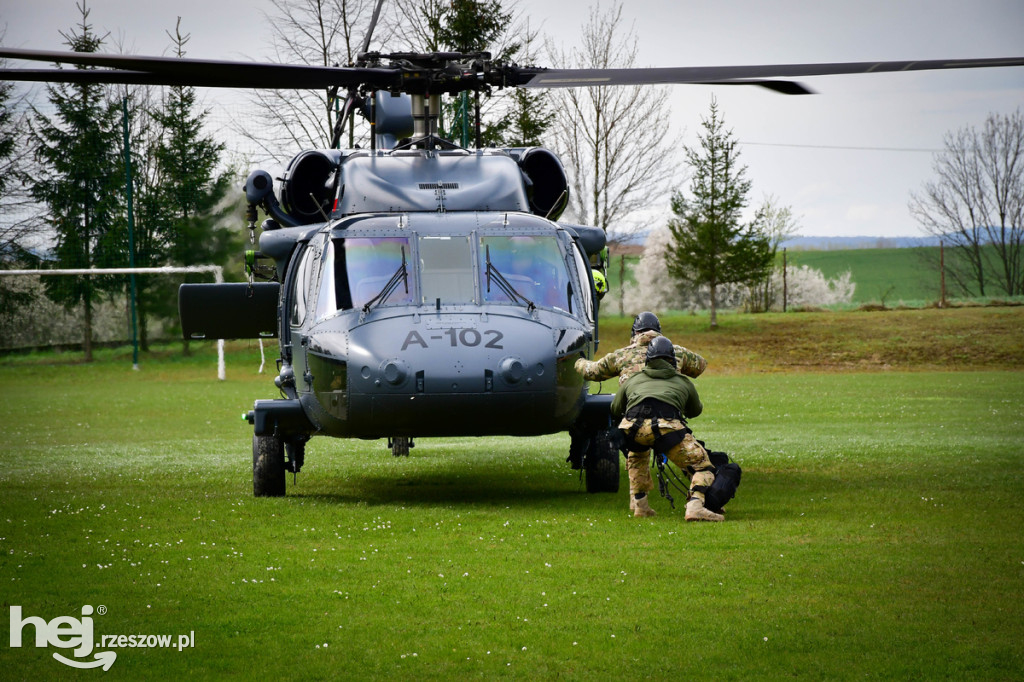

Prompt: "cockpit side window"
[479,235,572,310]
[569,241,595,323]
[290,243,319,327]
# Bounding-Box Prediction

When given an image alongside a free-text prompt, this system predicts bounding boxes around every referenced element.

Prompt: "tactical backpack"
[703,450,742,513]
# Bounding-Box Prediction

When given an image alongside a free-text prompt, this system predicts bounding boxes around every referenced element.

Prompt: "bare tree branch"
[545,2,675,244]
[234,0,381,161]
[910,109,1024,297]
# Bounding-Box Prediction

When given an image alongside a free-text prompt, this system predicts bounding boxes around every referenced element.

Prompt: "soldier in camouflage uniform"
[574,311,707,384]
[610,336,723,522]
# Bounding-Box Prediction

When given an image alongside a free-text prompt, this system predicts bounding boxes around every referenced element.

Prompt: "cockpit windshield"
[315,232,574,318]
[479,235,571,310]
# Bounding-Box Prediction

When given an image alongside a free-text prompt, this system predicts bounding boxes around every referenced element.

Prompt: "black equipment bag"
[704,450,742,513]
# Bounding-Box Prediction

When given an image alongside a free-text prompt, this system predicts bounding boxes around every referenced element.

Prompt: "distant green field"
[784,246,940,304]
[608,246,1019,307]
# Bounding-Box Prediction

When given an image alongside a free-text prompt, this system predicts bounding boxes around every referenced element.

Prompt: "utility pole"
[122,97,139,370]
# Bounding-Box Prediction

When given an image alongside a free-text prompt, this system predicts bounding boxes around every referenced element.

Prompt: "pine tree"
[665,98,771,329]
[492,27,553,148]
[29,2,124,361]
[149,20,234,352]
[0,63,38,322]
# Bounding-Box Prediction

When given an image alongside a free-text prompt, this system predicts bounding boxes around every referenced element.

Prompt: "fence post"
[782,247,788,312]
[939,240,946,308]
[618,254,625,317]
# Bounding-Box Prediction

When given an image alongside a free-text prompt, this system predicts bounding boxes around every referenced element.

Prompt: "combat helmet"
[592,269,608,299]
[632,311,661,336]
[646,335,676,366]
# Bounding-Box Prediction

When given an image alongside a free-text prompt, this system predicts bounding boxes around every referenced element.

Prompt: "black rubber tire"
[584,430,620,493]
[253,434,286,497]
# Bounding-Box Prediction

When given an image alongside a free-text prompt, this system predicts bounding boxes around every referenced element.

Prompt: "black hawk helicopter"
[2,21,1021,497]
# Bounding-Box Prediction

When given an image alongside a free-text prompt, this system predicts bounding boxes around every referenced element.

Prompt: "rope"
[654,452,693,509]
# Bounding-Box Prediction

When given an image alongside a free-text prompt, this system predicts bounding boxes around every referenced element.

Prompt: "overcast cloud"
[3,0,1022,237]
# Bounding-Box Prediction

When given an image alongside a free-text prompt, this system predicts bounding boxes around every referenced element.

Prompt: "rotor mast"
[410,94,442,144]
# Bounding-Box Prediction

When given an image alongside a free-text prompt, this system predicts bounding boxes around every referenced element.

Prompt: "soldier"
[610,336,724,522]
[574,311,707,383]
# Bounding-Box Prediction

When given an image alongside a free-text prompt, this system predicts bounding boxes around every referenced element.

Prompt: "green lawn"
[1,346,1022,679]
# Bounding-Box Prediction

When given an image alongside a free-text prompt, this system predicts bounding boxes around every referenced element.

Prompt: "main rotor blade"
[521,56,1024,90]
[0,47,399,90]
[3,47,1020,95]
[360,0,387,54]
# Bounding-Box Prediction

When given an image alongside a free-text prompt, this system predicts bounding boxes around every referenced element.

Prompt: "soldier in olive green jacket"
[610,336,723,522]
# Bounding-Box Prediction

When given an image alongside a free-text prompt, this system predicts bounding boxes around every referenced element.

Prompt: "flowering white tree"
[620,227,855,314]
[771,265,855,309]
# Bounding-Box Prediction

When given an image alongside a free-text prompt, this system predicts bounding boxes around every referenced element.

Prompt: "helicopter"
[2,26,1022,498]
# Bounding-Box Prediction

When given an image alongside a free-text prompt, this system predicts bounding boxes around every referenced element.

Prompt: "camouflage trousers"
[617,417,716,503]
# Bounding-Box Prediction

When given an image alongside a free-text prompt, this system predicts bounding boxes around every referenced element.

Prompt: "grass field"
[2,310,1023,679]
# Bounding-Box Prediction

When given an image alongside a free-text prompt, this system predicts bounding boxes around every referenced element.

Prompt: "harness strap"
[625,398,681,422]
[653,428,687,454]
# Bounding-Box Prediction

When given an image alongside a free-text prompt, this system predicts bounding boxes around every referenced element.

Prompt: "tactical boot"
[632,495,657,518]
[685,498,724,522]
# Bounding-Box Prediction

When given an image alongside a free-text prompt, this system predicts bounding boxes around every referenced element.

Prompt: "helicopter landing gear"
[388,436,414,457]
[584,428,620,493]
[253,434,286,497]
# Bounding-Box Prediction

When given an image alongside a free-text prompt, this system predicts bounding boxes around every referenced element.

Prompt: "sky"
[2,0,1023,238]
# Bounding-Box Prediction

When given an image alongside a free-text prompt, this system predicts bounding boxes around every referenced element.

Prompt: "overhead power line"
[739,141,943,153]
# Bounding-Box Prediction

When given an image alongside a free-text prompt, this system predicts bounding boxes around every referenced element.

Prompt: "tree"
[138,19,234,351]
[546,1,673,242]
[431,0,511,146]
[909,109,1024,297]
[747,195,800,312]
[489,24,553,148]
[431,0,508,52]
[665,98,771,329]
[0,49,41,323]
[29,2,124,361]
[239,0,383,159]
